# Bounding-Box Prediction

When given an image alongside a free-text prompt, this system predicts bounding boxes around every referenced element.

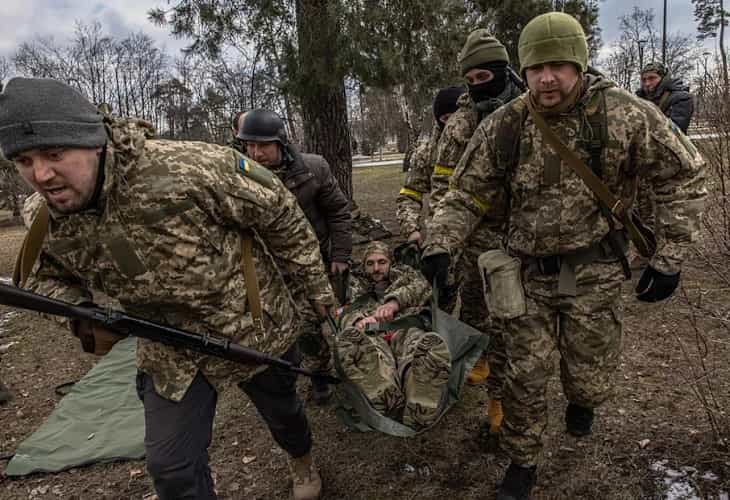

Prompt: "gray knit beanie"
[0,77,107,158]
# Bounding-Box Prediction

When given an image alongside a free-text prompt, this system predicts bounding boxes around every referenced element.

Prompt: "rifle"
[0,283,340,384]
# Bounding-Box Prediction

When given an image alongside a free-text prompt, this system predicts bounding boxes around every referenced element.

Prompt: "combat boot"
[289,452,322,500]
[0,382,12,404]
[466,353,490,385]
[565,402,594,437]
[403,332,451,429]
[496,462,537,500]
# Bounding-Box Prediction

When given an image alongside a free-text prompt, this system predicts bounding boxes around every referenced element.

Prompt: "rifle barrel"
[0,283,338,383]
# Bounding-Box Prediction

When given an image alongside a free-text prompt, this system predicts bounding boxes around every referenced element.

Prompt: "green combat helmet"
[518,12,588,75]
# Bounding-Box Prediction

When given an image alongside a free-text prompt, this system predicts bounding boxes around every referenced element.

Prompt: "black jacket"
[275,147,352,263]
[636,76,694,133]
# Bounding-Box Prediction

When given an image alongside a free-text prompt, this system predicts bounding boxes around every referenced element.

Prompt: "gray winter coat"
[636,76,694,133]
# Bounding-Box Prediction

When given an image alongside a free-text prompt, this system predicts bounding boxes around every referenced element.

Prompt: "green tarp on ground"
[4,336,144,476]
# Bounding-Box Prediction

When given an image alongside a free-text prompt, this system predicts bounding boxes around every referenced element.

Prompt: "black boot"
[0,382,13,405]
[497,462,537,500]
[311,378,332,405]
[565,403,594,437]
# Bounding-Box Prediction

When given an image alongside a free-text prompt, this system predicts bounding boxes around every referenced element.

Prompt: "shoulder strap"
[495,99,529,246]
[525,96,656,258]
[241,236,265,337]
[13,203,50,287]
[658,90,671,112]
[586,93,632,278]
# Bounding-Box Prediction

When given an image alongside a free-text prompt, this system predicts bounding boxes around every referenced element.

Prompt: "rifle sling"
[13,202,49,287]
[525,97,655,258]
[241,236,265,336]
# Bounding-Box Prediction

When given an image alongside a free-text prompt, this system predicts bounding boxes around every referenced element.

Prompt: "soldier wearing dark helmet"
[238,109,352,403]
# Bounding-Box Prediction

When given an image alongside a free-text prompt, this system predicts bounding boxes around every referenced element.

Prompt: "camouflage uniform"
[396,121,441,238]
[432,85,522,400]
[425,75,706,465]
[27,116,335,402]
[336,263,451,429]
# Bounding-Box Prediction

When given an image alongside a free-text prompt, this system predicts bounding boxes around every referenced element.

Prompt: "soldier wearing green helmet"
[423,12,706,500]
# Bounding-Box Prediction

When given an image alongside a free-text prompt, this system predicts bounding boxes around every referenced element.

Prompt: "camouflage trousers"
[337,326,452,429]
[500,260,623,466]
[455,224,507,400]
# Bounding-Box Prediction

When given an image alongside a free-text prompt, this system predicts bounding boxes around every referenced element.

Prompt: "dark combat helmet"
[237,109,288,145]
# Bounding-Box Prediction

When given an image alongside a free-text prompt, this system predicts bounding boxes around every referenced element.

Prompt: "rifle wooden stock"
[0,283,339,384]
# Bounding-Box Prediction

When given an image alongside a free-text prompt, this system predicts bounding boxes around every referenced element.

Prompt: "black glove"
[635,266,680,302]
[421,253,450,292]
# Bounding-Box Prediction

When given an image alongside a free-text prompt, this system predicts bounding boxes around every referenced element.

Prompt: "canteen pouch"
[478,249,527,320]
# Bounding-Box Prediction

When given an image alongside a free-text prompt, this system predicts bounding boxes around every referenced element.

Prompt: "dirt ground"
[1,165,729,499]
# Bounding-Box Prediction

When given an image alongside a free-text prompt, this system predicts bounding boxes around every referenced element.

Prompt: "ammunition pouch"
[478,249,527,320]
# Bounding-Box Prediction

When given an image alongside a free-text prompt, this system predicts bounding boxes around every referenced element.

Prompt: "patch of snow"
[0,276,10,285]
[651,460,702,500]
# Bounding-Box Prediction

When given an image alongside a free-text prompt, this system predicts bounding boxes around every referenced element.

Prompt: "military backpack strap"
[657,90,671,113]
[585,92,632,279]
[494,98,529,247]
[241,235,265,337]
[525,96,657,259]
[13,202,49,287]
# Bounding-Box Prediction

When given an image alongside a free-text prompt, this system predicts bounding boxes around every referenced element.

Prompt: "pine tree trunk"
[294,0,353,201]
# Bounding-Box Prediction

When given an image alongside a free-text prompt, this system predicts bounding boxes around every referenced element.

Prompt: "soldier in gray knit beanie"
[0,77,107,159]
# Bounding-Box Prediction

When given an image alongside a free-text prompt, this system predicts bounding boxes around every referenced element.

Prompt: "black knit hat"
[433,86,465,121]
[0,77,107,158]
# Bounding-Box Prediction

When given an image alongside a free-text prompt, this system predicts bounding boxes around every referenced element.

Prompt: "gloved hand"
[635,266,680,302]
[421,253,450,292]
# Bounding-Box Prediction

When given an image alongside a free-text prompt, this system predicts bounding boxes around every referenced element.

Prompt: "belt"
[522,232,628,297]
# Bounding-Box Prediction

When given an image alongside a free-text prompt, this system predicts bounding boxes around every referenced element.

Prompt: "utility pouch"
[478,249,526,320]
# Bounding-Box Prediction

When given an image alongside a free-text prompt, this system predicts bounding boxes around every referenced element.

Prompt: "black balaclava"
[467,61,508,104]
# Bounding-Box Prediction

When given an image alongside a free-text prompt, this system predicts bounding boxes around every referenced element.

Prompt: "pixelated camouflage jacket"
[425,74,706,275]
[396,121,441,238]
[338,264,431,328]
[430,82,524,211]
[25,117,334,402]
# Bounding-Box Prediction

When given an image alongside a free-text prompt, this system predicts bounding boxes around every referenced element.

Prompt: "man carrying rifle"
[422,13,705,500]
[0,78,333,500]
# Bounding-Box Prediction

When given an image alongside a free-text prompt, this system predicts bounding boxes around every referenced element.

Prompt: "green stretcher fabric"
[4,336,144,476]
[332,303,489,437]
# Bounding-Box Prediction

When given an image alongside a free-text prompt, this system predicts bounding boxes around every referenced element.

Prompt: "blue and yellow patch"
[236,156,274,188]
